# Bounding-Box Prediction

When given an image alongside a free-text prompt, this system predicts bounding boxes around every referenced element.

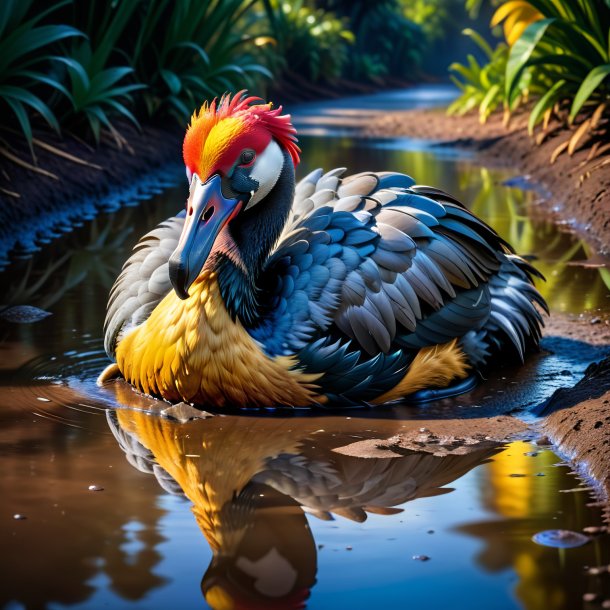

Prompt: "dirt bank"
[363,108,610,254]
[0,122,183,270]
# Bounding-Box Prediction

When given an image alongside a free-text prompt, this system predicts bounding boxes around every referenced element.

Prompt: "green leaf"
[51,56,90,91]
[0,85,59,133]
[479,83,501,121]
[528,79,566,134]
[2,96,33,151]
[161,69,182,95]
[570,64,610,121]
[506,18,555,105]
[463,28,493,60]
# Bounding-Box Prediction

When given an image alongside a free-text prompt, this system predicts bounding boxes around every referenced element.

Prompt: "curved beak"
[169,174,242,299]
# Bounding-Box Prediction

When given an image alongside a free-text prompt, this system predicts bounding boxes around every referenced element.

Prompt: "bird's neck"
[212,150,295,327]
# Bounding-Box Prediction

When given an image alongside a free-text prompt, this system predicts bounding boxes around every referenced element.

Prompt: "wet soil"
[362,108,610,254]
[0,121,183,270]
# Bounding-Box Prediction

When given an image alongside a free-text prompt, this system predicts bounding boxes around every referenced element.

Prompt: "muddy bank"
[0,122,184,270]
[540,356,610,520]
[363,108,610,254]
[360,106,610,510]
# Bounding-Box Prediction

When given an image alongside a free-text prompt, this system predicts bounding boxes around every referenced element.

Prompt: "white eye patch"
[245,140,284,209]
[186,167,193,183]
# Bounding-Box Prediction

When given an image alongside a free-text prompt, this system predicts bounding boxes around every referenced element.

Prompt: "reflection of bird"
[107,409,501,610]
[100,92,547,408]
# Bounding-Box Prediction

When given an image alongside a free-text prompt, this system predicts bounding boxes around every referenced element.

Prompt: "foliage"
[447,29,509,123]
[0,0,82,157]
[402,0,452,43]
[319,0,425,81]
[450,0,610,164]
[490,0,542,46]
[0,0,274,161]
[499,0,610,124]
[263,0,353,84]
[60,0,144,146]
[130,0,273,122]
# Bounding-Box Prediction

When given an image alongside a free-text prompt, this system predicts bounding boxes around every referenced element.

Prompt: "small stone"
[345,546,353,551]
[602,600,610,609]
[590,317,601,325]
[583,593,600,603]
[427,530,435,534]
[419,427,428,433]
[583,526,607,535]
[509,473,526,477]
[13,514,26,520]
[535,436,551,446]
[412,555,430,561]
[532,529,590,548]
[88,485,104,492]
[0,305,52,324]
[161,402,215,423]
[535,473,545,477]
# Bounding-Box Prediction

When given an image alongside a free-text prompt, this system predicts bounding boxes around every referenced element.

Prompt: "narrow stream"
[1,87,609,610]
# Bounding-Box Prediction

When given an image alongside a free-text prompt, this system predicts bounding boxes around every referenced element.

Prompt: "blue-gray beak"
[169,174,242,299]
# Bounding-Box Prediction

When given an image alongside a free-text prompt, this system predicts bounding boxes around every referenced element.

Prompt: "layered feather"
[103,167,547,407]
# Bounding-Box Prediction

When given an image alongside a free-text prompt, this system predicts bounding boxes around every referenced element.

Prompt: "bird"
[99,91,548,409]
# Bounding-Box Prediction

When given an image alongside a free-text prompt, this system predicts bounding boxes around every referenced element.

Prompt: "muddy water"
[1,88,610,609]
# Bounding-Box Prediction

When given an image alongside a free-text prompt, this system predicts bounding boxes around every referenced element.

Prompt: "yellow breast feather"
[115,270,323,408]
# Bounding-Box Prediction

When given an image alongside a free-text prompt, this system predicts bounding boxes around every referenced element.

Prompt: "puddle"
[0,87,609,609]
[1,406,609,609]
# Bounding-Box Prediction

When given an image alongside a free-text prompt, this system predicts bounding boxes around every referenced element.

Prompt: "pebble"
[532,529,590,548]
[602,600,610,609]
[509,473,526,477]
[535,436,551,446]
[13,514,26,520]
[88,485,104,492]
[412,555,430,561]
[345,546,353,551]
[427,530,435,534]
[583,593,600,603]
[586,565,610,576]
[583,526,607,535]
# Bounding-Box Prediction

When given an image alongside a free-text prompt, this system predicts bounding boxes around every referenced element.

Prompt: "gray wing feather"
[268,167,545,360]
[104,215,184,359]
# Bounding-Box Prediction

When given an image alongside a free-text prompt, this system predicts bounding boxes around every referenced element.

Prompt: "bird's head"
[169,91,300,299]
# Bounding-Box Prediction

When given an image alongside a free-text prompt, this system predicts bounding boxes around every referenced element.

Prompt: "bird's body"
[101,93,547,409]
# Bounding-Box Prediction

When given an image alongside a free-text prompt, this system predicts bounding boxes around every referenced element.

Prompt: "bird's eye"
[239,150,256,166]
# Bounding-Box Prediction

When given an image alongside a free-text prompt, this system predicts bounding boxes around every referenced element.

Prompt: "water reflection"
[107,403,502,609]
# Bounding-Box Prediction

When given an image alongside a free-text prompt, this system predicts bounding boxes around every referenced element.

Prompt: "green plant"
[131,0,273,122]
[447,29,509,123]
[60,0,144,146]
[0,0,83,157]
[320,0,424,81]
[264,0,353,85]
[504,0,610,126]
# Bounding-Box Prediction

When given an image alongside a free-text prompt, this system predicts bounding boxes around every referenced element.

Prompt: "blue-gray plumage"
[101,94,547,409]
